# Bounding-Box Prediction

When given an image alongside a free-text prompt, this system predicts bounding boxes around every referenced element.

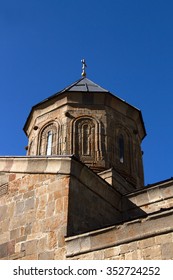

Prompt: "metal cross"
[81,59,87,77]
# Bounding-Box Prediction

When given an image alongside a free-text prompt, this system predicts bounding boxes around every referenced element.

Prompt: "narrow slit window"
[119,134,124,163]
[46,131,53,155]
[82,124,90,155]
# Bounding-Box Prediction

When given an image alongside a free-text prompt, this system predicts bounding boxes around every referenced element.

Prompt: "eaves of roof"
[23,77,146,138]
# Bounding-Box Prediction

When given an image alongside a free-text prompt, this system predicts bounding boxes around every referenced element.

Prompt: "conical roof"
[60,77,109,93]
[23,76,146,140]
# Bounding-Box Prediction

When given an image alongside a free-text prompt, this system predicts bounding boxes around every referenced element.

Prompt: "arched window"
[82,124,91,155]
[119,134,124,163]
[39,124,58,155]
[73,117,96,162]
[116,128,132,172]
[46,131,53,155]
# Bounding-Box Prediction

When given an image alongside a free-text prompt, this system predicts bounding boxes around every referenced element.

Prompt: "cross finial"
[81,59,87,77]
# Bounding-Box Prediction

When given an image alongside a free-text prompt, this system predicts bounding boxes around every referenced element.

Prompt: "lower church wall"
[0,157,173,260]
[66,209,173,260]
[67,232,173,260]
[0,156,123,260]
[0,172,69,259]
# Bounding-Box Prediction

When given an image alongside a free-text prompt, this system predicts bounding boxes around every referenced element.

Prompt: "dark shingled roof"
[61,77,109,93]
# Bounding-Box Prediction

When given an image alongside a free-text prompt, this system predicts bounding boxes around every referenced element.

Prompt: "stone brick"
[15,243,21,253]
[16,235,27,243]
[23,190,35,199]
[10,251,25,260]
[0,232,10,244]
[38,194,47,209]
[48,192,54,202]
[161,242,173,260]
[36,210,45,219]
[93,250,104,259]
[148,188,162,203]
[13,194,23,201]
[131,249,142,260]
[138,237,155,249]
[26,210,35,224]
[74,252,94,260]
[0,243,8,258]
[66,238,81,256]
[110,254,125,260]
[125,251,133,260]
[46,201,55,217]
[55,198,63,213]
[47,181,60,193]
[47,231,57,250]
[21,240,37,255]
[10,228,21,240]
[21,254,38,260]
[25,197,35,211]
[142,245,161,260]
[37,236,47,253]
[7,240,15,255]
[0,205,8,221]
[24,223,32,235]
[0,219,10,232]
[120,244,130,254]
[36,185,47,196]
[15,201,24,215]
[9,174,16,182]
[80,236,91,251]
[38,251,54,260]
[55,248,66,260]
[155,233,173,245]
[104,247,120,258]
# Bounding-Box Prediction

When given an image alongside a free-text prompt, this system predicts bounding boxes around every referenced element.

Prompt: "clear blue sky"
[0,0,173,185]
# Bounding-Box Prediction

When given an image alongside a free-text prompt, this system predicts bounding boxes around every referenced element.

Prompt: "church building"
[0,61,173,259]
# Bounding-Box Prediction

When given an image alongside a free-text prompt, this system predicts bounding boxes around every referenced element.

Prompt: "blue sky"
[0,0,173,185]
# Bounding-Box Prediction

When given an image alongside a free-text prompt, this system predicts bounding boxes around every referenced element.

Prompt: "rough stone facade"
[0,76,173,260]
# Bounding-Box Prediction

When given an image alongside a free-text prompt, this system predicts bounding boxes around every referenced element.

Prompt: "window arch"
[116,127,132,171]
[38,123,58,155]
[72,116,101,163]
[119,134,124,163]
[82,123,90,155]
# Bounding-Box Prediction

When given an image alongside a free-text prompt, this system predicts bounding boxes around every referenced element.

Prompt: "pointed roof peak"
[61,77,109,93]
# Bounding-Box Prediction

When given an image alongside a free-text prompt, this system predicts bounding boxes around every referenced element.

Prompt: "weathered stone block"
[10,228,21,240]
[23,190,35,199]
[161,242,173,260]
[142,245,161,260]
[25,197,35,211]
[55,248,66,260]
[0,205,8,221]
[138,237,155,249]
[155,233,173,245]
[15,201,24,215]
[104,247,120,258]
[38,251,54,260]
[148,188,162,203]
[21,240,37,255]
[47,231,57,250]
[0,243,7,258]
[37,236,47,253]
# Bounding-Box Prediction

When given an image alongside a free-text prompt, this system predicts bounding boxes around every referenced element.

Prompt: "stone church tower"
[24,75,145,189]
[0,63,173,260]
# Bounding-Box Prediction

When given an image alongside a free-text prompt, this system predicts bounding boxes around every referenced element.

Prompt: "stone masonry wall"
[66,208,173,260]
[67,232,173,260]
[0,172,69,260]
[0,155,125,260]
